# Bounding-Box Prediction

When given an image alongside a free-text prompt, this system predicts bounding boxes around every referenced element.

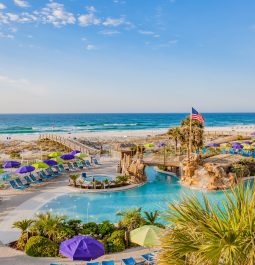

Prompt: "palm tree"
[168,127,181,154]
[117,208,146,231]
[158,182,255,265]
[69,174,79,187]
[12,219,34,240]
[143,210,164,227]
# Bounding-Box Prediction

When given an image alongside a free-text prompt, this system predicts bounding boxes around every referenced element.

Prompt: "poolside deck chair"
[67,163,77,171]
[9,180,25,190]
[85,160,92,167]
[141,253,155,264]
[30,173,44,183]
[81,172,87,179]
[39,171,53,180]
[58,164,68,172]
[102,260,115,265]
[15,178,30,188]
[122,257,145,265]
[46,168,60,176]
[93,158,101,166]
[86,262,99,265]
[24,175,41,184]
[73,161,82,169]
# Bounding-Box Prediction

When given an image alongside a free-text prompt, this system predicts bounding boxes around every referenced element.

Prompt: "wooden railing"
[39,134,100,155]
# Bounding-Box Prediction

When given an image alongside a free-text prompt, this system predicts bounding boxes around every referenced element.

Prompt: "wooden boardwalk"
[39,134,100,155]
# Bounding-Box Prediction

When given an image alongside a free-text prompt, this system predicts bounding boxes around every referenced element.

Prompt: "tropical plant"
[108,230,126,252]
[230,163,250,179]
[143,210,164,228]
[81,222,98,236]
[158,182,255,265]
[69,174,79,187]
[97,221,116,238]
[117,208,146,231]
[115,175,129,184]
[25,236,59,257]
[168,127,181,154]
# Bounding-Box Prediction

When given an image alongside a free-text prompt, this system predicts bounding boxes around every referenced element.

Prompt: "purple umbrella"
[207,143,220,147]
[60,236,104,261]
[70,150,81,155]
[244,141,252,145]
[157,142,166,148]
[43,159,58,166]
[232,143,243,149]
[61,154,75,160]
[15,165,35,174]
[2,160,21,168]
[251,132,255,136]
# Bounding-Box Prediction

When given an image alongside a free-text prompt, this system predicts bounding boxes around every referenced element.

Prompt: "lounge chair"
[86,263,99,265]
[24,175,41,184]
[93,158,101,166]
[9,180,25,190]
[39,171,53,180]
[102,261,115,265]
[85,160,92,167]
[73,161,82,169]
[30,174,44,183]
[122,257,145,265]
[15,178,30,188]
[46,168,60,176]
[141,253,155,264]
[58,164,68,172]
[81,172,87,179]
[67,163,77,171]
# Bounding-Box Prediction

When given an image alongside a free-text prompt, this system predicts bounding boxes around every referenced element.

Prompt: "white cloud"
[38,2,75,27]
[99,30,120,36]
[139,30,155,35]
[102,17,126,26]
[86,6,96,13]
[86,44,96,50]
[0,3,6,9]
[78,13,100,27]
[0,32,14,39]
[0,74,47,95]
[14,0,29,8]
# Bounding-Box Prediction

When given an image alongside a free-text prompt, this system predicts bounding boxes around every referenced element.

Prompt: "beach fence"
[204,130,253,137]
[39,134,100,155]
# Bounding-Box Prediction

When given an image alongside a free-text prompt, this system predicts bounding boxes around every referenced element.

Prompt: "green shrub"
[158,165,167,171]
[108,230,126,252]
[25,236,59,257]
[97,221,116,238]
[230,163,250,179]
[115,175,129,184]
[65,219,82,234]
[81,222,98,236]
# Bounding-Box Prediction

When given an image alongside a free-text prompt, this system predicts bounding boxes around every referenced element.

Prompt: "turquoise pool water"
[84,175,113,182]
[40,167,234,223]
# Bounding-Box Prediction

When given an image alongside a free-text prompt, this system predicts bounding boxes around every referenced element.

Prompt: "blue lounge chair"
[85,160,92,167]
[9,180,25,190]
[58,164,68,172]
[24,175,40,184]
[86,263,99,265]
[102,261,115,265]
[122,257,145,265]
[73,161,81,169]
[30,174,44,182]
[81,172,87,179]
[39,171,52,180]
[46,168,60,176]
[141,253,155,264]
[15,178,30,188]
[67,163,76,171]
[93,158,101,165]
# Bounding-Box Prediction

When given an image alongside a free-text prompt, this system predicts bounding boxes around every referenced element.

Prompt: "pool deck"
[0,159,149,264]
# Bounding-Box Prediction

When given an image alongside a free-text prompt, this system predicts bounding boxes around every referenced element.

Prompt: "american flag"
[191,107,205,123]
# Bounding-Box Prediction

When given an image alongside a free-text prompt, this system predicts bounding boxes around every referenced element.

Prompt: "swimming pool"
[84,175,114,182]
[40,167,235,223]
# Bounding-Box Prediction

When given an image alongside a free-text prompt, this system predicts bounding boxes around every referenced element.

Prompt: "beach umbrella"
[2,160,21,168]
[130,225,163,248]
[232,143,243,149]
[75,153,87,159]
[61,154,75,160]
[251,132,255,136]
[157,142,166,148]
[243,141,252,145]
[43,159,58,166]
[70,150,81,155]
[144,143,155,148]
[220,143,231,148]
[60,236,104,261]
[52,157,64,163]
[243,144,255,150]
[207,143,220,148]
[48,152,62,158]
[32,162,49,169]
[15,165,35,174]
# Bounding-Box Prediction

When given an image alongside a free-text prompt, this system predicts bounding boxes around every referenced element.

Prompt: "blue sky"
[0,0,254,113]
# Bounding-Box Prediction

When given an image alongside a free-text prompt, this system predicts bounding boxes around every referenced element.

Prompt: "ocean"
[0,113,254,135]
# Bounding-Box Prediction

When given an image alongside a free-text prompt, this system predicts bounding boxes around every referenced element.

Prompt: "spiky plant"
[158,182,255,265]
[143,210,164,227]
[69,174,79,187]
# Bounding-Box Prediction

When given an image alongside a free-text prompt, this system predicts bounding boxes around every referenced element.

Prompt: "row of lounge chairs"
[8,159,101,191]
[50,253,155,265]
[200,147,255,158]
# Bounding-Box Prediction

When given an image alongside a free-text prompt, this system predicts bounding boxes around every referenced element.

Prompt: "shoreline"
[0,125,255,141]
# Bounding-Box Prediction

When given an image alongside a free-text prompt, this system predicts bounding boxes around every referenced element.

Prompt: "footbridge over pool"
[142,155,185,176]
[39,134,100,155]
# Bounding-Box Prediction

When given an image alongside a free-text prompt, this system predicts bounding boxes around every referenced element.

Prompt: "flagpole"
[188,108,192,162]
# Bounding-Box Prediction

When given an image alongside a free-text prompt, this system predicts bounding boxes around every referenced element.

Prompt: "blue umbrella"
[3,160,21,168]
[157,142,166,148]
[61,154,75,160]
[232,143,243,149]
[70,150,81,155]
[15,165,35,174]
[43,159,58,166]
[207,143,220,148]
